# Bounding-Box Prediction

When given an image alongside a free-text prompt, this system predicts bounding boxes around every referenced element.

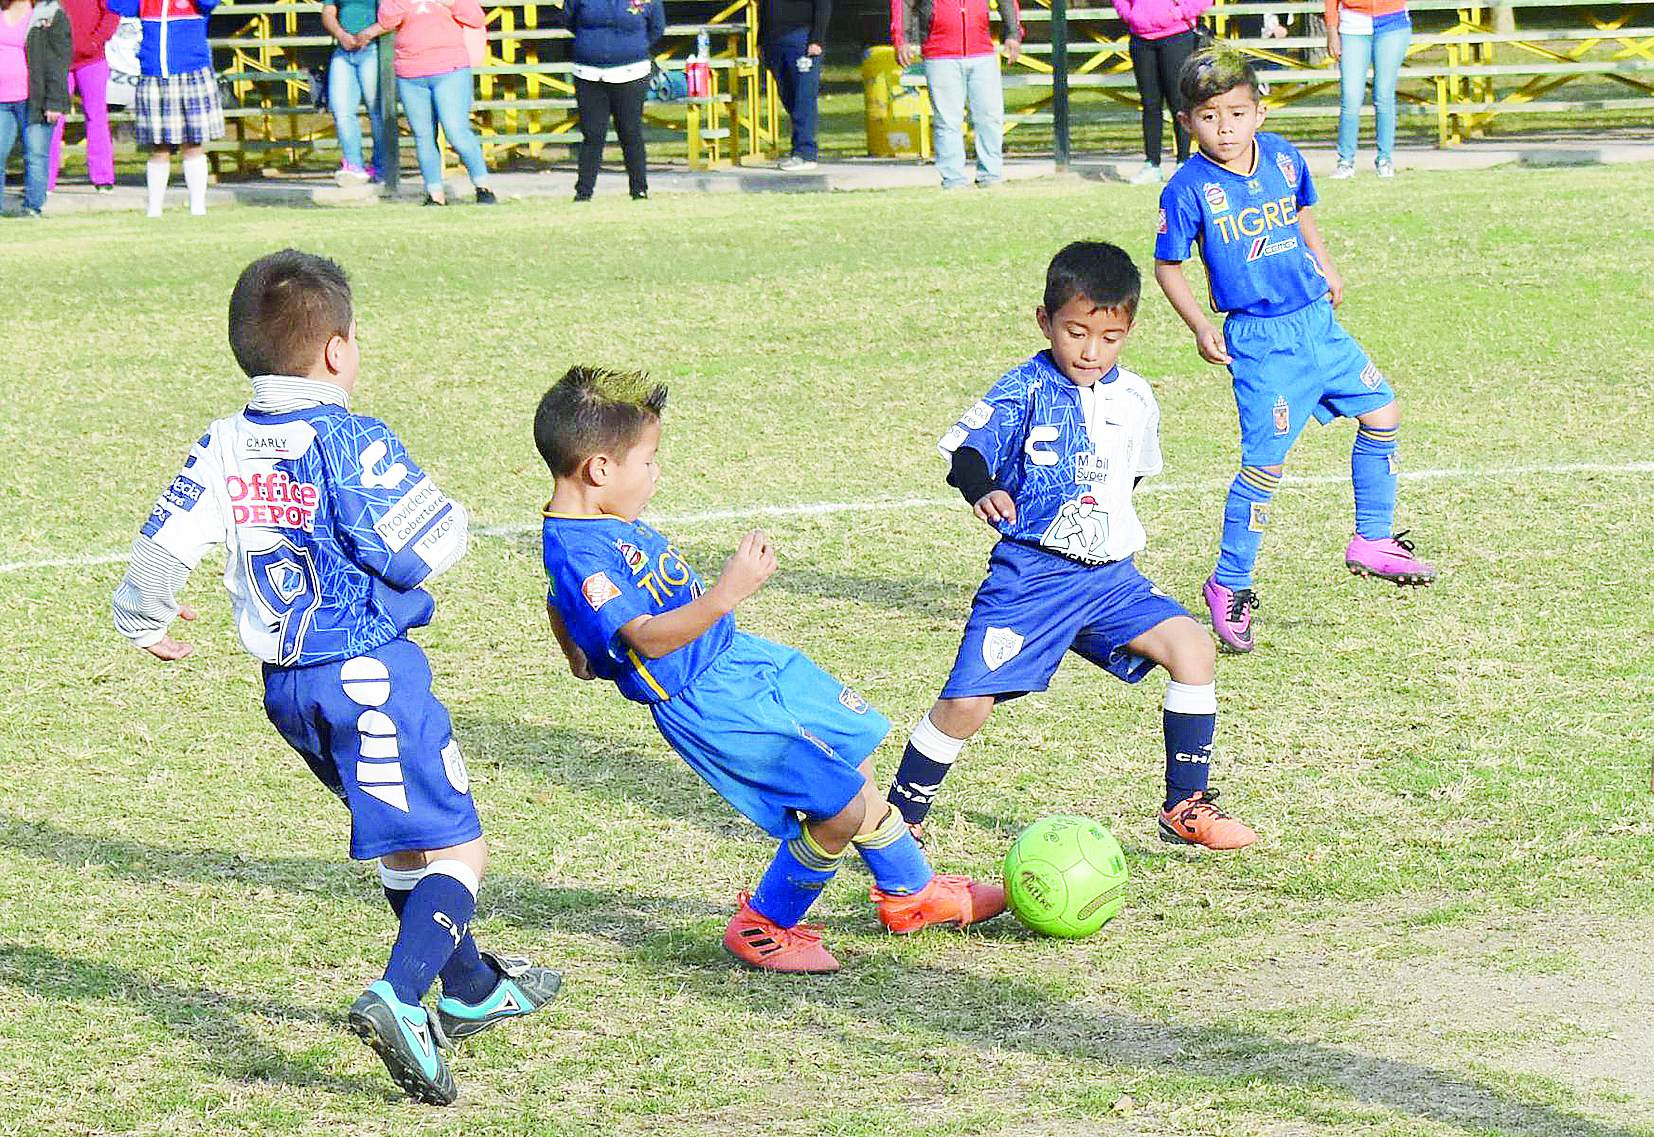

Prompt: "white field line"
[4,460,1652,577]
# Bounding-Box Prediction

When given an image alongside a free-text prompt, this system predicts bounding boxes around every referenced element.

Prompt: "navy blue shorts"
[941,542,1188,700]
[651,632,890,840]
[263,637,481,861]
[1225,298,1396,467]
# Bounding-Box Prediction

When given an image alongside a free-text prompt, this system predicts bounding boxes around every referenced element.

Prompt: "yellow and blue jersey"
[540,512,733,704]
[1155,132,1326,318]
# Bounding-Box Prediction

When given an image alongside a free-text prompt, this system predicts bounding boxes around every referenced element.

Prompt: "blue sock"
[381,860,478,1006]
[887,713,966,826]
[749,830,845,929]
[1351,425,1398,540]
[382,863,498,1004]
[1162,680,1216,810]
[853,805,934,896]
[1214,466,1280,588]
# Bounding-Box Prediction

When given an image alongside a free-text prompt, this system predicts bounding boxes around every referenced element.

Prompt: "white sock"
[145,155,169,217]
[908,711,967,763]
[1164,680,1217,715]
[182,153,208,215]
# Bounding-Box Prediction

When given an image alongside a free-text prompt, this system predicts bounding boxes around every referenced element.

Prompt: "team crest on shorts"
[582,572,621,609]
[982,626,1024,672]
[441,739,470,795]
[1360,362,1384,390]
[838,686,870,714]
[1275,152,1296,184]
[1203,183,1229,213]
[616,542,647,573]
[1272,396,1290,435]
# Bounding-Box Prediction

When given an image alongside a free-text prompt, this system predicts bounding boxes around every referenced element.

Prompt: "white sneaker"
[1330,160,1356,180]
[1127,160,1162,185]
[777,155,818,171]
[335,164,371,187]
[1375,158,1396,178]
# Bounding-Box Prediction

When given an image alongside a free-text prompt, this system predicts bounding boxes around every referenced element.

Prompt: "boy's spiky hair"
[1178,47,1260,110]
[533,366,669,477]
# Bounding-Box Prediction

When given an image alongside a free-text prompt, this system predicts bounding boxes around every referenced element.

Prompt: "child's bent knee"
[931,696,993,739]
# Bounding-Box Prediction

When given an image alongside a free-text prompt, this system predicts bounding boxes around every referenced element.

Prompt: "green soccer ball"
[1003,816,1128,938]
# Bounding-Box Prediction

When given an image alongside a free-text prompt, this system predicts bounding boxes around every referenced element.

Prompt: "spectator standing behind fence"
[106,0,224,216]
[322,0,383,186]
[759,0,827,171]
[892,0,1021,189]
[1113,0,1209,185]
[3,0,71,217]
[1325,0,1409,178]
[365,0,496,205]
[563,0,662,201]
[47,0,117,193]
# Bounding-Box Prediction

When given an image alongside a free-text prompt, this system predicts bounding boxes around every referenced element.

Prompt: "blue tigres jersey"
[1155,132,1326,318]
[938,351,1162,565]
[541,513,734,705]
[138,404,467,667]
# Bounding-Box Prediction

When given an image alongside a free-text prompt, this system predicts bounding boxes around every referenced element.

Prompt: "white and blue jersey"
[940,351,1162,566]
[541,512,888,839]
[1155,132,1326,318]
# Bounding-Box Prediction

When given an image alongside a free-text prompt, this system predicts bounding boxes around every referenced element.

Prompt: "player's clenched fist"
[716,529,778,602]
[973,489,1018,527]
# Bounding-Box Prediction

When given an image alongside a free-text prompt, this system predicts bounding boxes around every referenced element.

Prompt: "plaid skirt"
[134,68,225,146]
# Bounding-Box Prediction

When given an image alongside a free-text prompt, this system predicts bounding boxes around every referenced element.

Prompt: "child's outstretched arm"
[1154,259,1231,365]
[619,529,776,659]
[546,600,594,680]
[112,538,202,660]
[1295,206,1345,308]
[948,446,1017,527]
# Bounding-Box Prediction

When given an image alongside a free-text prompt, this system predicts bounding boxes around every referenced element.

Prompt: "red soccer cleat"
[722,893,841,974]
[1158,788,1257,850]
[871,873,1006,934]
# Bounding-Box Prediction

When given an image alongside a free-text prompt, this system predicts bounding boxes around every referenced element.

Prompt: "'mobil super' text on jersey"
[939,351,1163,565]
[138,401,467,666]
[541,513,735,705]
[1155,132,1326,318]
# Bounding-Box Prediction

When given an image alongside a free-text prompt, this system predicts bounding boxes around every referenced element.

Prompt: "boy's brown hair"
[228,249,354,379]
[534,366,670,478]
[1178,47,1261,111]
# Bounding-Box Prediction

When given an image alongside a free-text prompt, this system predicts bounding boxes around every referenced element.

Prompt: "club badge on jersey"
[939,351,1163,567]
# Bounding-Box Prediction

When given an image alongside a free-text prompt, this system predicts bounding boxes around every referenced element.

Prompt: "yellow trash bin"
[862,46,929,158]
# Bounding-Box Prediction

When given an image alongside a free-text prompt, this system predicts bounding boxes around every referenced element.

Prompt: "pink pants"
[48,58,113,188]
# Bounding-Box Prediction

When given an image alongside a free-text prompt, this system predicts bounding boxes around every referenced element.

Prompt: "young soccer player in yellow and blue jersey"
[1154,48,1434,655]
[535,366,1005,974]
[886,241,1258,852]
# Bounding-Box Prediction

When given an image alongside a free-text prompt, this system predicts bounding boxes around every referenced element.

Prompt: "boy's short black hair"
[1043,241,1141,320]
[227,249,354,379]
[534,366,670,478]
[1178,47,1261,110]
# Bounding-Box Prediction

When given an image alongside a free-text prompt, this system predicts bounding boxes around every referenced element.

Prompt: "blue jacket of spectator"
[106,0,220,77]
[563,0,664,67]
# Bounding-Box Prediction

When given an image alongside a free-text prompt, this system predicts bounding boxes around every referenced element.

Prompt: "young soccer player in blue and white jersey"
[886,241,1258,852]
[535,366,1005,975]
[1154,48,1434,655]
[111,250,559,1106]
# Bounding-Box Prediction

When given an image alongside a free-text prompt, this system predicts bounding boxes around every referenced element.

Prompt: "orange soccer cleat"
[871,873,1006,934]
[1158,788,1257,850]
[722,893,841,974]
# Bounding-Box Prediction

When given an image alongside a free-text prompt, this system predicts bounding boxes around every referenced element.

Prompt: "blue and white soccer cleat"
[348,980,458,1105]
[435,951,562,1042]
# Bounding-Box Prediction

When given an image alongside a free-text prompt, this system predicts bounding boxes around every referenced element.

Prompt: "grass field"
[1,162,1652,1137]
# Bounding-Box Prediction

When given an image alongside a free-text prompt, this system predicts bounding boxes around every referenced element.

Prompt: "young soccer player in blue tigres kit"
[1153,48,1435,655]
[110,250,560,1106]
[885,241,1257,851]
[535,366,1006,974]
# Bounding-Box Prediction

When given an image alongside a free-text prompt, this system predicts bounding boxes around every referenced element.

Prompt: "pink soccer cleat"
[1203,576,1258,654]
[1345,531,1435,586]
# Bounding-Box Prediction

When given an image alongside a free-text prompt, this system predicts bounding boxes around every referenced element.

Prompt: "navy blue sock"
[1351,424,1399,540]
[381,861,478,1006]
[887,713,966,826]
[749,831,844,929]
[1214,466,1279,588]
[382,864,497,1003]
[853,806,933,895]
[1162,680,1216,810]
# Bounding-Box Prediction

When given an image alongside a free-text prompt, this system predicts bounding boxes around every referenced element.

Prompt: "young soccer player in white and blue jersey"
[111,250,560,1106]
[886,241,1258,852]
[535,366,1005,975]
[1154,48,1434,655]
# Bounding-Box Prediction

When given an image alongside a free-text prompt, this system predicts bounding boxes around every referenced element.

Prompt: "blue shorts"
[1224,298,1396,467]
[262,637,481,861]
[941,542,1189,700]
[651,631,890,840]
